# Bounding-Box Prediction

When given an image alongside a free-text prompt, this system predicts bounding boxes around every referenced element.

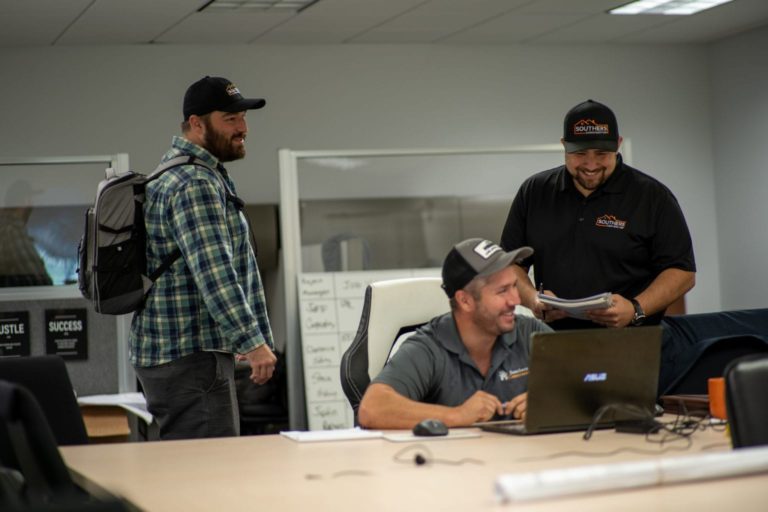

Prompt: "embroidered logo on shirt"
[498,368,529,382]
[572,119,610,136]
[595,214,627,230]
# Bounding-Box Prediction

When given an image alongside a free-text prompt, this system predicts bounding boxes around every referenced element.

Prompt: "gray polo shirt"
[372,312,552,407]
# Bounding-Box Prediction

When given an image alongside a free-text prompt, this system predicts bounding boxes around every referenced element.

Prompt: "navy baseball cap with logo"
[441,238,533,298]
[562,99,620,153]
[183,76,266,120]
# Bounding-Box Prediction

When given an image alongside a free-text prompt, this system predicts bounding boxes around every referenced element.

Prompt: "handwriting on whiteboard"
[297,269,440,430]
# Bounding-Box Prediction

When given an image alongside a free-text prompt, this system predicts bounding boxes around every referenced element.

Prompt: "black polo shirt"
[501,155,695,328]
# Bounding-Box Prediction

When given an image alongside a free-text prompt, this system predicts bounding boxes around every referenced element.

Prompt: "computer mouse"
[412,418,449,437]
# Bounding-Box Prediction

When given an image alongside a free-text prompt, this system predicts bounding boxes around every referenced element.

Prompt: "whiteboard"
[298,268,440,430]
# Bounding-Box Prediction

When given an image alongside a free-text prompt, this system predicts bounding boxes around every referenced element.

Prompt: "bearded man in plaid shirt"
[130,76,276,440]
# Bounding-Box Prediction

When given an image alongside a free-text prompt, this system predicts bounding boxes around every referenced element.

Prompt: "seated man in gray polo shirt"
[358,238,552,429]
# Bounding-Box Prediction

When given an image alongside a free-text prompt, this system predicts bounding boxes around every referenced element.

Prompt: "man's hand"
[452,391,505,424]
[503,392,527,420]
[242,344,277,385]
[586,294,635,328]
[535,290,568,323]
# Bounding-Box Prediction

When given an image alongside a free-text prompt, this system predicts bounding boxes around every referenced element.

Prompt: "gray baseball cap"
[441,238,532,298]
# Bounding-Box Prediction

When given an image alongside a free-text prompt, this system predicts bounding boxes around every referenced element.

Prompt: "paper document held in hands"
[537,292,613,319]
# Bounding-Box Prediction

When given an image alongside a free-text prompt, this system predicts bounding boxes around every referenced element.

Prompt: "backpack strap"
[149,249,181,281]
[151,155,241,203]
[145,155,198,281]
[148,155,200,179]
[147,155,248,281]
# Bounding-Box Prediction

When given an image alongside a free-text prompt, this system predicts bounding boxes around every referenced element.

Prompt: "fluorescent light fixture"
[201,0,319,12]
[610,0,733,15]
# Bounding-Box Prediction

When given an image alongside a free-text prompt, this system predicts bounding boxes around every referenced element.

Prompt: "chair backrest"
[0,380,82,505]
[725,354,768,448]
[0,356,88,446]
[340,277,449,420]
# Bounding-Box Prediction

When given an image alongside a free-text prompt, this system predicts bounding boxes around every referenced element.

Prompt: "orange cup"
[708,377,727,420]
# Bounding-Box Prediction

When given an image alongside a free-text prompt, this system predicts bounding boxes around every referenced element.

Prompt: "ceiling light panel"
[610,0,733,15]
[204,0,318,11]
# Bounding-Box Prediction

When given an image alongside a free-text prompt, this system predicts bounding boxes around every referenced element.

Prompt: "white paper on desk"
[280,428,383,442]
[382,431,482,442]
[495,445,768,503]
[77,392,153,425]
[537,292,613,319]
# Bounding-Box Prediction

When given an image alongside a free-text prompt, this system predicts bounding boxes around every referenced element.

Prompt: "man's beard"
[573,166,607,191]
[202,119,246,162]
[473,303,516,337]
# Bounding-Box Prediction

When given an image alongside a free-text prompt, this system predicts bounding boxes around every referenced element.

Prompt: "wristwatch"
[630,298,646,326]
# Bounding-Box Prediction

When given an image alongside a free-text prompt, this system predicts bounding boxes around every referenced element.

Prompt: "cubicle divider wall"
[0,295,121,396]
[279,144,633,430]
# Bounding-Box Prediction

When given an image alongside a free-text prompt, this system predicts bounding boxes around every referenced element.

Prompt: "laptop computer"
[480,326,662,435]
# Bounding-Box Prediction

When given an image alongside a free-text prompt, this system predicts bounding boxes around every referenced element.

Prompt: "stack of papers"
[279,428,483,443]
[280,428,383,442]
[537,292,613,319]
[77,392,153,425]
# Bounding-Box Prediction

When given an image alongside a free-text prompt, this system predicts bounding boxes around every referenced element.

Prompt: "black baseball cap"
[562,99,619,153]
[441,238,533,298]
[183,76,266,120]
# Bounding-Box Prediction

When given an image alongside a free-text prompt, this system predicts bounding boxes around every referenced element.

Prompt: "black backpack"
[77,155,228,315]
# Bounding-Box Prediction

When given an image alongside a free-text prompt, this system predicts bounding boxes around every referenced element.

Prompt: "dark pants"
[135,351,240,440]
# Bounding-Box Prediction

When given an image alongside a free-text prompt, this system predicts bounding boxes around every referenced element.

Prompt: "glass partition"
[0,156,127,291]
[279,145,579,429]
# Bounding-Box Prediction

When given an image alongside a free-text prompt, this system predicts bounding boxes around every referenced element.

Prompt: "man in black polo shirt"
[501,99,696,330]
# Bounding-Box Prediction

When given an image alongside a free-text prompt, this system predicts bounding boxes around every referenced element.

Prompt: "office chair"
[0,356,88,446]
[725,354,768,448]
[4,500,132,512]
[236,351,289,435]
[3,500,132,512]
[340,277,449,422]
[0,381,84,505]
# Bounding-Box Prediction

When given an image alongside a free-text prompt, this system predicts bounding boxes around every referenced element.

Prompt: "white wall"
[0,43,721,313]
[710,26,768,311]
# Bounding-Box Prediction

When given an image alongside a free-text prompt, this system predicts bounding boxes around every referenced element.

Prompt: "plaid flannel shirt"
[129,136,273,367]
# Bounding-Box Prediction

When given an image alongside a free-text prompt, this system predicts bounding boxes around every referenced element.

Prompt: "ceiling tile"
[255,0,428,43]
[0,0,92,46]
[528,13,675,44]
[440,12,587,44]
[347,0,529,43]
[56,0,201,45]
[156,10,296,43]
[516,0,629,15]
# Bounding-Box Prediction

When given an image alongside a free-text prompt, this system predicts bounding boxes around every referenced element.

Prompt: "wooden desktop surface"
[60,423,766,512]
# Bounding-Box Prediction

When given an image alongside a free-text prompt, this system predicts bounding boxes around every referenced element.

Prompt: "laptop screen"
[523,326,662,434]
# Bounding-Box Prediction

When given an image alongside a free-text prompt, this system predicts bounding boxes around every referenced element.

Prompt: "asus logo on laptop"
[583,372,607,382]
